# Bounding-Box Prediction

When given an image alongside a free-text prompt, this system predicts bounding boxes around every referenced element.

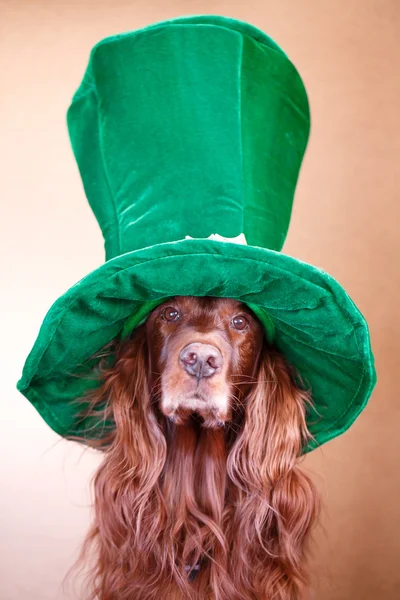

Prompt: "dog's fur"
[64,296,320,600]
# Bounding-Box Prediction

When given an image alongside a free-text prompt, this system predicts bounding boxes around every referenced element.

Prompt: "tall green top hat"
[16,14,376,452]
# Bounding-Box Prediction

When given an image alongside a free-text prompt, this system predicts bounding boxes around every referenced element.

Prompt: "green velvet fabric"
[66,15,309,259]
[16,15,376,453]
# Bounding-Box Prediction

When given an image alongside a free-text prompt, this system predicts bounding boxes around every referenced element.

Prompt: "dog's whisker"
[229,385,247,404]
[232,378,275,385]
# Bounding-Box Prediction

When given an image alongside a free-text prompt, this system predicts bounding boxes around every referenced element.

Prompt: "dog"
[65,295,320,600]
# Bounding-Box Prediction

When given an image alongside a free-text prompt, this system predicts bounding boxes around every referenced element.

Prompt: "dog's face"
[145,296,265,429]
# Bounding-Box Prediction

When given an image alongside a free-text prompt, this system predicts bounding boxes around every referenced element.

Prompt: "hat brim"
[17,239,376,453]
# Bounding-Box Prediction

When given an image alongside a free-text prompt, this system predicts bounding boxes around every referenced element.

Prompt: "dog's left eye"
[231,315,249,331]
[162,306,181,322]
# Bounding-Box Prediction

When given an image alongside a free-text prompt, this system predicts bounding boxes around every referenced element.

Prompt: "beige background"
[1,1,399,598]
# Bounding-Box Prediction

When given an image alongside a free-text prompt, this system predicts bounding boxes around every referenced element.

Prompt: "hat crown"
[67,15,310,260]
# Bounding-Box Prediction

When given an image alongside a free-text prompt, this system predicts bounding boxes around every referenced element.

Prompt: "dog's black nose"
[180,343,223,379]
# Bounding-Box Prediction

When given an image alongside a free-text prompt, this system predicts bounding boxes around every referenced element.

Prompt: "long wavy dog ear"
[108,325,168,466]
[63,325,170,600]
[65,323,159,450]
[226,346,321,599]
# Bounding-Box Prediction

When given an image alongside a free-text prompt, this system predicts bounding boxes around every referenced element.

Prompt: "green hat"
[16,14,376,453]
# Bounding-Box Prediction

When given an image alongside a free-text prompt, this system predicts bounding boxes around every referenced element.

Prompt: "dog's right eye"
[161,306,181,322]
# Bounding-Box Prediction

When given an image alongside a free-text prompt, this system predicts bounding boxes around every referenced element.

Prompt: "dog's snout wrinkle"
[180,342,223,379]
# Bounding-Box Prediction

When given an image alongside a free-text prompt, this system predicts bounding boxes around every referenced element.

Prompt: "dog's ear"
[63,326,170,599]
[66,325,158,451]
[226,346,321,597]
[108,325,167,455]
[246,345,314,463]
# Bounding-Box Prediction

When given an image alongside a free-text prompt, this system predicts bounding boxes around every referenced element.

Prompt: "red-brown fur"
[64,296,320,599]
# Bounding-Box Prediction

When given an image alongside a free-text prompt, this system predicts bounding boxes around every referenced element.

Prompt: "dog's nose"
[180,343,223,379]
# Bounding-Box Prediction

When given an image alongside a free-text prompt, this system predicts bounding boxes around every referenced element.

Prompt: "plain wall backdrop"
[1,0,399,598]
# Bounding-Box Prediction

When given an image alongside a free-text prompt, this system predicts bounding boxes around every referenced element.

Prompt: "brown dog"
[66,296,320,600]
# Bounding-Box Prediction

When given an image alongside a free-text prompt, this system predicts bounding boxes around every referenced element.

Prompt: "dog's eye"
[162,306,181,322]
[231,315,249,331]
